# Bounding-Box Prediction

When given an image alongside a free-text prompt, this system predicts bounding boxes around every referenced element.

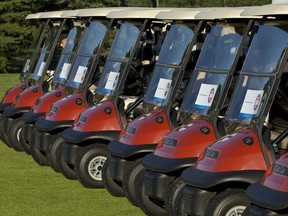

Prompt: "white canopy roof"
[25,13,43,19]
[241,4,288,16]
[197,7,258,19]
[106,8,171,19]
[156,8,212,20]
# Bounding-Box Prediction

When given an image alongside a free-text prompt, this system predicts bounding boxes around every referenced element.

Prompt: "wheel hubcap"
[88,156,106,181]
[225,205,246,216]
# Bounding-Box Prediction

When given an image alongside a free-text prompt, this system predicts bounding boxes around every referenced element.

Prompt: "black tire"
[205,189,251,216]
[102,158,125,197]
[74,143,109,188]
[8,118,25,151]
[58,150,77,180]
[0,117,11,147]
[46,134,63,173]
[30,130,48,166]
[164,177,185,216]
[122,159,146,207]
[19,124,36,155]
[136,170,167,216]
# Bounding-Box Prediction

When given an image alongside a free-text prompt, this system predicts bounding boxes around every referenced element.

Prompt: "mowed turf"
[0,74,144,216]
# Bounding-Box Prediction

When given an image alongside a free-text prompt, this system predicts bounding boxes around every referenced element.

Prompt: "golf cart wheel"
[122,159,146,207]
[30,130,48,166]
[205,189,250,216]
[20,125,36,155]
[102,158,125,197]
[58,153,77,180]
[0,117,11,147]
[8,118,25,151]
[164,177,185,216]
[136,170,167,216]
[74,143,109,188]
[46,134,63,173]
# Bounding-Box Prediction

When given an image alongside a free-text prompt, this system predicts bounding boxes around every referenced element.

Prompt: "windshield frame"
[224,21,288,132]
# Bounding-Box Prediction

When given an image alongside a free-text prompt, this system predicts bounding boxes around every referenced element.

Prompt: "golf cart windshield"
[197,24,242,71]
[20,21,47,81]
[65,21,108,90]
[50,25,83,88]
[31,23,60,83]
[225,23,288,130]
[142,24,194,107]
[179,24,242,121]
[95,23,140,97]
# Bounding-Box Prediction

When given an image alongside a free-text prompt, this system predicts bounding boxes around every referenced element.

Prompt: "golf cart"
[19,8,117,155]
[139,7,256,216]
[0,10,74,149]
[243,151,288,215]
[29,7,123,167]
[104,8,210,206]
[59,8,168,188]
[0,12,46,117]
[181,4,288,216]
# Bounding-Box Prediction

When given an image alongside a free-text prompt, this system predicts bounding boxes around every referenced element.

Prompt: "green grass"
[0,73,20,99]
[0,74,144,216]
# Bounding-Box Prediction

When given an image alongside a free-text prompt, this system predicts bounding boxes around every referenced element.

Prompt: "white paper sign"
[195,83,218,108]
[74,66,87,83]
[240,89,264,115]
[104,71,120,91]
[37,61,46,77]
[154,78,172,100]
[59,63,71,79]
[23,59,31,74]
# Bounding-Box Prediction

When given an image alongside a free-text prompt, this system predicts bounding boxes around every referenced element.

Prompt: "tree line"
[0,0,270,74]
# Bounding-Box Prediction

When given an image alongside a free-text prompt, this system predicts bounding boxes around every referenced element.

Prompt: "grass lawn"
[0,74,144,216]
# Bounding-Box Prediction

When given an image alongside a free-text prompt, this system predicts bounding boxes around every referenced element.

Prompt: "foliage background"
[0,0,271,74]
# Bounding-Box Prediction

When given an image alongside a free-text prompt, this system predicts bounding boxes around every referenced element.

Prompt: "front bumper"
[0,102,10,113]
[182,185,216,215]
[244,205,284,216]
[3,106,30,118]
[22,112,45,123]
[143,170,174,201]
[22,122,36,143]
[107,139,157,158]
[142,153,197,173]
[181,167,265,188]
[62,142,80,168]
[62,128,120,144]
[107,155,131,182]
[35,118,74,132]
[33,130,53,154]
[246,182,288,211]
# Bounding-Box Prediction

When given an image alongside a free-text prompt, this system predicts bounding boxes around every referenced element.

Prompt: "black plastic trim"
[35,118,74,132]
[247,182,288,210]
[107,156,131,182]
[181,168,266,188]
[182,186,216,215]
[22,112,45,123]
[143,170,174,200]
[142,153,197,173]
[244,205,283,216]
[107,139,157,158]
[62,128,121,144]
[0,102,10,112]
[3,106,30,117]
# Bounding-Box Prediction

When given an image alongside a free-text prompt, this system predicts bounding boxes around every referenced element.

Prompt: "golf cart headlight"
[204,149,219,159]
[50,105,58,113]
